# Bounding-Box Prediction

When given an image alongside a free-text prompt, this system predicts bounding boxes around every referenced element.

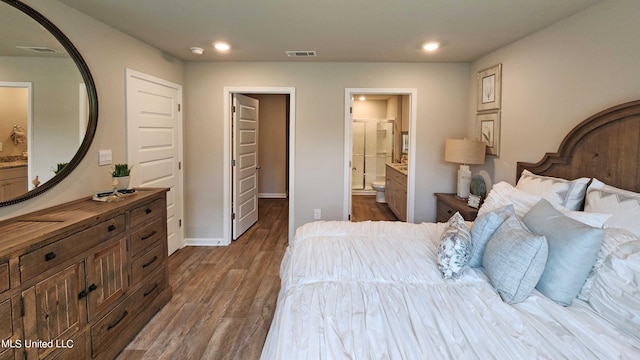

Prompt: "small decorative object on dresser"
[435,193,479,222]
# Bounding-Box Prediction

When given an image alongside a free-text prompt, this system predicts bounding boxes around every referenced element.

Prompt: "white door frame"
[343,88,417,222]
[223,87,296,244]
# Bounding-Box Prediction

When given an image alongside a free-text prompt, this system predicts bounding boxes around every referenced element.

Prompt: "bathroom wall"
[0,87,28,157]
[252,94,288,198]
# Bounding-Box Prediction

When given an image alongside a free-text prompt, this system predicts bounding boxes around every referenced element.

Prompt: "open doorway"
[344,88,417,223]
[224,87,295,244]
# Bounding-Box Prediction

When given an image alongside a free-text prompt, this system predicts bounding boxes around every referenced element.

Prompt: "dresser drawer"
[130,197,164,228]
[0,262,8,294]
[91,269,165,357]
[20,215,125,282]
[130,218,165,257]
[437,201,457,222]
[0,299,12,345]
[130,244,165,287]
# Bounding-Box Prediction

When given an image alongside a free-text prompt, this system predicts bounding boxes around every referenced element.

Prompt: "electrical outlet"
[314,208,322,220]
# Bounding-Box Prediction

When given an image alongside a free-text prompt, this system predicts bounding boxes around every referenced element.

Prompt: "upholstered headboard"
[517,100,640,193]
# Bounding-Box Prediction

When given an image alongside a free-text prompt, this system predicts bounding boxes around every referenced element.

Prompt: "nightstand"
[434,193,479,222]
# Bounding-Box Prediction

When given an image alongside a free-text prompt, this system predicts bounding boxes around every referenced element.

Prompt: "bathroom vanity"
[385,164,407,221]
[0,188,171,360]
[0,162,27,202]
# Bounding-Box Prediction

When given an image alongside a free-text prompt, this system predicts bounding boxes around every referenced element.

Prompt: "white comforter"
[261,221,640,359]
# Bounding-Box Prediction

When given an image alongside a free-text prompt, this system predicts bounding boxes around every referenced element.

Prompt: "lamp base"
[456,165,471,199]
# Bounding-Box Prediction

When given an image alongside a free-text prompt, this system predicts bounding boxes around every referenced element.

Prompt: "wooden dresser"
[0,188,171,360]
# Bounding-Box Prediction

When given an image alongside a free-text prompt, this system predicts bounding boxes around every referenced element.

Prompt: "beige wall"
[252,94,288,198]
[184,62,470,239]
[0,0,183,220]
[468,0,640,186]
[0,87,27,157]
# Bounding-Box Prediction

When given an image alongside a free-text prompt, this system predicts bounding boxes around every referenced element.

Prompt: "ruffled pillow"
[585,178,640,237]
[437,212,471,279]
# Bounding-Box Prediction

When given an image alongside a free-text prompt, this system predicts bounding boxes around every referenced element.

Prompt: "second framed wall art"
[476,112,501,156]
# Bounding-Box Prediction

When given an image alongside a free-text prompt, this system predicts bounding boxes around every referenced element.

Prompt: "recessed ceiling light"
[214,42,230,51]
[359,96,366,101]
[423,42,440,52]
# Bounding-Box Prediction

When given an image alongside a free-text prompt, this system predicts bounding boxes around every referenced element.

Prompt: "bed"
[262,100,640,359]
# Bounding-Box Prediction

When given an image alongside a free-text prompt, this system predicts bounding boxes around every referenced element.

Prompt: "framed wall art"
[476,112,501,156]
[477,64,502,112]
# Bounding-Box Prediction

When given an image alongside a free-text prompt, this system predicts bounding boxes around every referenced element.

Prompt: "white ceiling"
[56,0,601,63]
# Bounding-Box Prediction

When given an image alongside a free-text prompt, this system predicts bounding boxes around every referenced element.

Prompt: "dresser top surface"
[0,188,167,259]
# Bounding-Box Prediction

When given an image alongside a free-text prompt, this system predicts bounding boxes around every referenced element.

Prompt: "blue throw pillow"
[482,216,548,304]
[469,204,515,267]
[523,199,604,306]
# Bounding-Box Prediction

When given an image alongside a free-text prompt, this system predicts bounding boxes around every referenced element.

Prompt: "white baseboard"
[184,238,229,246]
[258,193,287,199]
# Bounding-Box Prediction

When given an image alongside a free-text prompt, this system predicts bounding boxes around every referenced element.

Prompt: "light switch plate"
[98,149,112,166]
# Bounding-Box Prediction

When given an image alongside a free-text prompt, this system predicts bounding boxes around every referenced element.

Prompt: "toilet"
[371,181,386,203]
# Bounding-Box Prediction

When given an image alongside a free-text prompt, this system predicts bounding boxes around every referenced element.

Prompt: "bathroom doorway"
[343,88,417,222]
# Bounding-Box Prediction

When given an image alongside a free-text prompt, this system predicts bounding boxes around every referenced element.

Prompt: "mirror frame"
[1,0,98,206]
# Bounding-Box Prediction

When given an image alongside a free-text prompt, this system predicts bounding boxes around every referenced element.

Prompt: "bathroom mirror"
[401,131,409,154]
[0,0,98,206]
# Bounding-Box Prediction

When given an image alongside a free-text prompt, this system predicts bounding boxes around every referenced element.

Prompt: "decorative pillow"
[482,216,548,304]
[468,204,515,268]
[479,182,610,228]
[523,199,604,306]
[516,169,589,210]
[578,228,639,301]
[585,178,640,237]
[589,241,640,338]
[437,212,471,280]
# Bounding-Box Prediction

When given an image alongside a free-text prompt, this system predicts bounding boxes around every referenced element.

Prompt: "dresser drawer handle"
[44,252,56,261]
[143,283,159,297]
[107,311,128,331]
[145,208,152,214]
[88,283,98,292]
[142,256,158,268]
[141,230,157,241]
[447,209,453,214]
[108,224,116,232]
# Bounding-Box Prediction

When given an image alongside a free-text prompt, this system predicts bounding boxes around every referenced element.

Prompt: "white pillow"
[516,169,589,210]
[585,179,640,237]
[578,228,639,301]
[480,182,611,228]
[588,241,640,339]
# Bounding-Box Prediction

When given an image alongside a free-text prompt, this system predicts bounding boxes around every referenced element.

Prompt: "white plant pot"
[113,176,130,190]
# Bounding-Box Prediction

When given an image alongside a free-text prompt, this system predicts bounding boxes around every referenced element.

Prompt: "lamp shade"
[445,139,486,165]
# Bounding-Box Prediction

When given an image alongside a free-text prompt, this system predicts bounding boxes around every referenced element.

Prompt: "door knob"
[256,165,261,170]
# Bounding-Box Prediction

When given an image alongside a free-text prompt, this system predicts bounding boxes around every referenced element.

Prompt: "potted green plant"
[111,163,132,190]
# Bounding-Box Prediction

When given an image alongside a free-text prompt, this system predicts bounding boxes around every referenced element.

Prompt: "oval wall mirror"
[0,0,98,206]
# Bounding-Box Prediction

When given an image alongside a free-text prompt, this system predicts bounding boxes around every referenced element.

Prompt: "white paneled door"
[126,69,183,255]
[232,94,259,240]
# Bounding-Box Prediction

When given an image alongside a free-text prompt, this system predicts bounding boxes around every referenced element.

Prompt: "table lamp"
[444,139,486,199]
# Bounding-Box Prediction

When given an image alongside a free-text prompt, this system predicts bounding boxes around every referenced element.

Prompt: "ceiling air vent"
[16,46,58,54]
[285,50,317,57]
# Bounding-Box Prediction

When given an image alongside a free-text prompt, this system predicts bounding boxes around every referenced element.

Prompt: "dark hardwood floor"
[351,194,398,222]
[117,198,289,360]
